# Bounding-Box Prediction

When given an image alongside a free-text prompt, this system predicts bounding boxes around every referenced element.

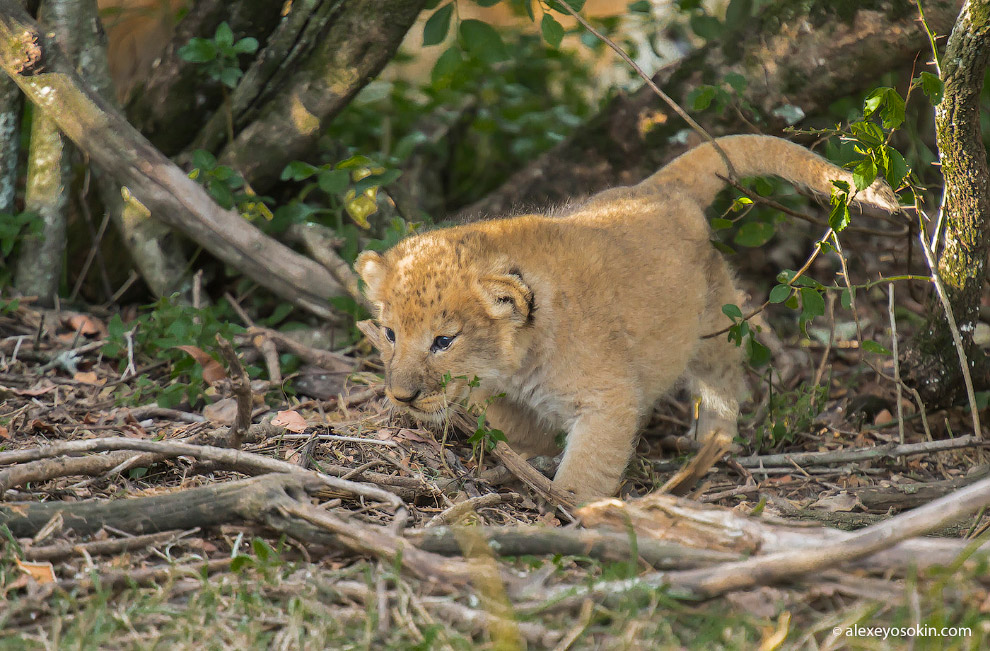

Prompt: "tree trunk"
[0,55,18,216]
[74,0,194,300]
[456,0,961,221]
[905,0,990,408]
[12,0,83,303]
[212,0,429,191]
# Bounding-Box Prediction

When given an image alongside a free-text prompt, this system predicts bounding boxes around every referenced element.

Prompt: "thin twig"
[914,201,982,439]
[888,284,906,446]
[734,434,986,469]
[426,493,520,528]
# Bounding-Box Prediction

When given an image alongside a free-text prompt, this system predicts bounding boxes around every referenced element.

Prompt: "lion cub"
[356,135,899,501]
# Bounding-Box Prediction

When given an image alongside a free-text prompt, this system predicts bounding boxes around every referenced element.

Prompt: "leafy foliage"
[102,297,247,407]
[754,381,828,450]
[178,22,259,88]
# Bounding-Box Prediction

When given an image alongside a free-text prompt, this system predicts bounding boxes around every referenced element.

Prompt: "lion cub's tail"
[641,134,901,215]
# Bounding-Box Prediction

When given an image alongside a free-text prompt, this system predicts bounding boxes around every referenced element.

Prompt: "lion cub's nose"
[390,388,421,404]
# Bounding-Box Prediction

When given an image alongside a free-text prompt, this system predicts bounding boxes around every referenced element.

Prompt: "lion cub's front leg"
[553,403,641,502]
[484,399,560,458]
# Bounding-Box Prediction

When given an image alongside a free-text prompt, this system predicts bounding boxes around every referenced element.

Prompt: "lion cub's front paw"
[552,464,622,504]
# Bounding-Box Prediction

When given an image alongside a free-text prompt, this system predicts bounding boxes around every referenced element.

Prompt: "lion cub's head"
[355,230,534,420]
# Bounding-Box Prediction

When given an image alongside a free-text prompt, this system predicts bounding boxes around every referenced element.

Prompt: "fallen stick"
[734,434,987,468]
[0,436,407,520]
[537,474,990,604]
[0,450,162,496]
[24,529,194,561]
[409,525,737,569]
[668,473,990,596]
[1,474,321,538]
[425,493,521,528]
[281,501,473,585]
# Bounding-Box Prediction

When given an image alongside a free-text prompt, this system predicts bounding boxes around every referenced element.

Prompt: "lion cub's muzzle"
[385,377,471,422]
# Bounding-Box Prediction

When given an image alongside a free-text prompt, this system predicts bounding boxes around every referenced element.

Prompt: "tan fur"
[356,135,900,502]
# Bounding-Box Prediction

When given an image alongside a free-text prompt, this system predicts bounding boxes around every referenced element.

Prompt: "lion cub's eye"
[384,327,396,344]
[431,335,455,353]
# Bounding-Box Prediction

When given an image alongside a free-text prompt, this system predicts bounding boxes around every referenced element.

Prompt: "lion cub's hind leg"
[686,257,745,444]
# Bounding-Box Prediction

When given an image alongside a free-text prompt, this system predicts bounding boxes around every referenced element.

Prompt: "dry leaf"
[810,492,860,513]
[73,371,105,385]
[0,425,8,440]
[203,398,238,425]
[62,313,106,337]
[272,410,308,433]
[8,382,57,397]
[16,559,56,584]
[175,345,227,384]
[873,409,893,426]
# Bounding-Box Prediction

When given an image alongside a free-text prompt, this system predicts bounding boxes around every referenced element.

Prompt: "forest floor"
[2,225,990,649]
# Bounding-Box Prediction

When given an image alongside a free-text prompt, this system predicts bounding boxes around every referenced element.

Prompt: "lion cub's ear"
[478,272,533,323]
[355,251,387,304]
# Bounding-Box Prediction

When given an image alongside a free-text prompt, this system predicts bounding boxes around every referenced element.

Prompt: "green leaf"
[884,146,907,189]
[829,193,849,232]
[711,240,736,255]
[768,284,791,304]
[431,46,463,86]
[233,37,259,54]
[864,87,905,130]
[861,339,892,355]
[460,19,509,64]
[318,168,350,195]
[800,287,825,319]
[734,221,775,247]
[723,72,747,93]
[353,169,402,194]
[690,12,723,40]
[916,71,944,106]
[849,121,884,148]
[423,3,454,46]
[784,294,799,310]
[851,157,877,192]
[746,337,771,367]
[280,160,318,182]
[335,154,374,170]
[473,0,503,6]
[252,538,273,562]
[208,179,235,209]
[754,178,774,196]
[722,303,743,320]
[710,217,733,230]
[178,38,217,63]
[628,0,651,12]
[547,0,586,11]
[230,555,252,572]
[688,86,716,111]
[841,287,854,310]
[218,66,242,88]
[725,0,753,26]
[214,22,234,48]
[541,14,565,48]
